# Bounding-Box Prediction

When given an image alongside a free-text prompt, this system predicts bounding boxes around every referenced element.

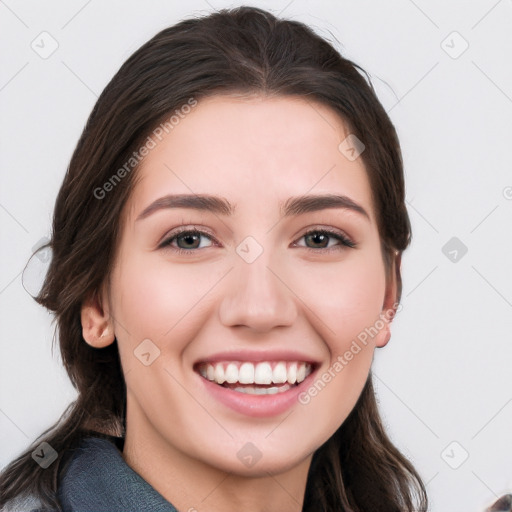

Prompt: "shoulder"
[2,436,121,512]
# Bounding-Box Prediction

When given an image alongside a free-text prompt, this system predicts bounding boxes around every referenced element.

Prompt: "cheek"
[109,250,224,347]
[294,255,385,439]
[297,250,387,351]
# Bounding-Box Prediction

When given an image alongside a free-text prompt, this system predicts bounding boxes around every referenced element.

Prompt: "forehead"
[127,94,375,223]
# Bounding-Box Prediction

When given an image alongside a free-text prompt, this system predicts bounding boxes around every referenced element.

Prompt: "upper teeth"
[197,361,312,385]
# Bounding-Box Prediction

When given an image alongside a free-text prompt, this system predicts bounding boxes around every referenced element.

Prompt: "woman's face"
[86,95,396,479]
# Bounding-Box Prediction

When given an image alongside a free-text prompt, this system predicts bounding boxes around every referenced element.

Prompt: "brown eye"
[159,229,215,254]
[297,229,356,252]
[158,226,356,257]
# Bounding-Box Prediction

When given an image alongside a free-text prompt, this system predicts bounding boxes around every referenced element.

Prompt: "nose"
[218,250,297,333]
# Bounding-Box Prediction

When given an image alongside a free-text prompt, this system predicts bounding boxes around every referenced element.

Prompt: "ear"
[375,252,401,349]
[80,286,115,348]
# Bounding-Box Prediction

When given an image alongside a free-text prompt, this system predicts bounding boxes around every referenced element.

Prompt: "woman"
[1,6,429,511]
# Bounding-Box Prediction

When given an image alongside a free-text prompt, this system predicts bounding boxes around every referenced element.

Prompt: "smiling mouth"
[194,360,315,394]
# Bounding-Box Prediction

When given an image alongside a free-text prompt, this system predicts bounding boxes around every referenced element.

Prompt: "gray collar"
[57,436,178,512]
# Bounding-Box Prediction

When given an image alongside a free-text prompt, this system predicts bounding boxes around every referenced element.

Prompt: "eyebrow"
[136,193,370,221]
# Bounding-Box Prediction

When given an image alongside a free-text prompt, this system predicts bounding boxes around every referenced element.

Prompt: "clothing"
[4,436,511,511]
[14,435,178,512]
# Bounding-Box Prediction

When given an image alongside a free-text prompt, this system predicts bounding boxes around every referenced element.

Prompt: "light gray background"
[1,1,511,511]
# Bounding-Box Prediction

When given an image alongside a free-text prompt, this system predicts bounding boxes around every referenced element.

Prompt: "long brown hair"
[1,6,427,511]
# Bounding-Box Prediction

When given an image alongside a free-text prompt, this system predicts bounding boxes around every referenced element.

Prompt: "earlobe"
[375,322,392,349]
[375,307,394,349]
[80,289,115,348]
[375,252,400,349]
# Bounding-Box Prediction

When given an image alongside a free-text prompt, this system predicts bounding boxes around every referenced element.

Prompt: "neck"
[122,396,312,512]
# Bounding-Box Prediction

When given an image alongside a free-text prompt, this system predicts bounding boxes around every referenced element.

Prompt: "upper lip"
[194,349,322,366]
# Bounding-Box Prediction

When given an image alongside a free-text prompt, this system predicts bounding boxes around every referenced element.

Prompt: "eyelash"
[159,227,356,256]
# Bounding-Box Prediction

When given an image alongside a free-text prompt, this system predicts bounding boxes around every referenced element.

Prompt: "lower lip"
[196,367,318,418]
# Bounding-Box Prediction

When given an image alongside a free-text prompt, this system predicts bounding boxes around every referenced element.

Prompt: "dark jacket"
[6,436,178,512]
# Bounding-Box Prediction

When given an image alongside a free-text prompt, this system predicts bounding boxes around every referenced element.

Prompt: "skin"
[81,94,398,512]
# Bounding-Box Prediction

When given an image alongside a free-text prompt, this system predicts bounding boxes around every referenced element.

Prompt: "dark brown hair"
[1,6,426,511]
